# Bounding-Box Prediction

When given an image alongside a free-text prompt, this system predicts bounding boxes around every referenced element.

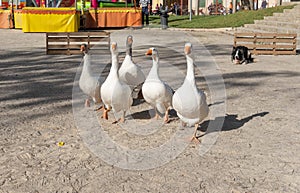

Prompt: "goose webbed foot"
[112,117,125,124]
[85,99,90,107]
[190,136,201,144]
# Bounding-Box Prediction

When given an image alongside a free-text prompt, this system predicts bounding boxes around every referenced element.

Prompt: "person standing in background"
[229,2,233,14]
[174,2,179,15]
[261,0,267,9]
[236,2,240,11]
[140,0,151,26]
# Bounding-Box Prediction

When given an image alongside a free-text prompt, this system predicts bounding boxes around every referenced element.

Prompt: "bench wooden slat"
[47,38,69,42]
[47,50,82,55]
[46,31,110,36]
[234,37,255,42]
[69,32,110,36]
[48,44,109,49]
[68,37,110,42]
[235,33,297,37]
[47,49,110,55]
[239,44,295,49]
[274,38,297,43]
[252,49,296,55]
[47,44,81,49]
[236,38,296,44]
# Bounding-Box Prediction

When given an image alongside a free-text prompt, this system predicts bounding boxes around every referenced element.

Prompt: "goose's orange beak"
[184,45,191,55]
[111,43,117,50]
[127,37,133,44]
[80,44,86,52]
[145,49,152,56]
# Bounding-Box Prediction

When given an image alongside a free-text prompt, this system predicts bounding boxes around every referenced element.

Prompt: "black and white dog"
[231,46,253,64]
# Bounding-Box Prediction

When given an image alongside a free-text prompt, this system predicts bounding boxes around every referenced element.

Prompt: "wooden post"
[46,33,49,54]
[195,0,199,15]
[67,33,70,55]
[11,0,15,28]
[292,34,296,55]
[234,33,237,47]
[233,0,236,13]
[215,0,218,14]
[180,0,183,15]
[273,35,276,55]
[189,0,192,20]
[253,33,257,55]
[87,32,90,49]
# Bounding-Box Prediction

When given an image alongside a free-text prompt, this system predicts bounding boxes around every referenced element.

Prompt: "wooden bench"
[46,31,110,55]
[234,33,297,55]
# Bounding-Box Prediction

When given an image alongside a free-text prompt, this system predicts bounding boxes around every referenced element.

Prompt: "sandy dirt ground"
[0,28,299,193]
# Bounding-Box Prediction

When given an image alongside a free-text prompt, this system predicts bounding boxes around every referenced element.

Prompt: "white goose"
[79,44,102,108]
[100,42,133,123]
[119,35,145,98]
[142,47,173,123]
[172,43,209,143]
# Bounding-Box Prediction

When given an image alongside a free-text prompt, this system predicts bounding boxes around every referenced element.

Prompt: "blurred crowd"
[150,0,269,16]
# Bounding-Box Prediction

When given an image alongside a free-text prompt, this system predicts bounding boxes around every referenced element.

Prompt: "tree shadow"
[199,111,269,134]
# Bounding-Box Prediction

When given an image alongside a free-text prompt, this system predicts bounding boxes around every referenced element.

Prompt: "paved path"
[0,28,299,192]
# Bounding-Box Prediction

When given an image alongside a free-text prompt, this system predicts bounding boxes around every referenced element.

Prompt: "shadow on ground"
[199,112,269,135]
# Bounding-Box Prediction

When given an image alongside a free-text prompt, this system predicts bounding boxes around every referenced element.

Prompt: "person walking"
[140,0,150,26]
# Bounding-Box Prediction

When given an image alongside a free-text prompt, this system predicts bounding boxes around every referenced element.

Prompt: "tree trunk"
[249,0,253,10]
[189,0,192,20]
[233,0,236,13]
[195,0,199,15]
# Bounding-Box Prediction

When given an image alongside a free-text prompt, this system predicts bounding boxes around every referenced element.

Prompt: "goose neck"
[110,53,119,76]
[185,55,195,83]
[82,54,92,74]
[148,55,159,79]
[126,46,132,57]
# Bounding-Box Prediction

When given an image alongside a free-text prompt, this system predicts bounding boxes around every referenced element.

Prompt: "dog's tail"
[249,53,254,63]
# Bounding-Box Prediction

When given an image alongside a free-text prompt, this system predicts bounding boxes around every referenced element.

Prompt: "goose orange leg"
[94,105,103,111]
[85,99,90,107]
[120,111,126,123]
[154,108,160,120]
[102,108,110,120]
[190,123,201,144]
[163,107,170,123]
[112,111,126,124]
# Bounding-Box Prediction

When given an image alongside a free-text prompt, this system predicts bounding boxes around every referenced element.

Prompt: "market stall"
[21,7,79,32]
[0,9,12,28]
[14,9,22,28]
[85,7,141,28]
[0,0,142,31]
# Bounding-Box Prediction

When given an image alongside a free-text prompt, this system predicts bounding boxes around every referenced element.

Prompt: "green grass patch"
[149,5,295,28]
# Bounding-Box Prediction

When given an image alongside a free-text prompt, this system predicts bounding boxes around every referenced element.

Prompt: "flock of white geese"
[79,35,209,143]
